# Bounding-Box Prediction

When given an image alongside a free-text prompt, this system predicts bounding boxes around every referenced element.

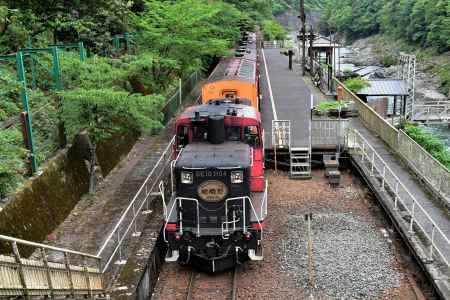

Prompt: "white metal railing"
[263,40,286,49]
[348,129,450,268]
[311,119,349,147]
[398,130,450,202]
[96,136,175,273]
[272,120,291,149]
[411,103,450,123]
[0,234,103,298]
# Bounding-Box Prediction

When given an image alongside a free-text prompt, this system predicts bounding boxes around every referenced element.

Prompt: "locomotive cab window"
[226,126,241,141]
[244,125,260,147]
[223,90,237,99]
[177,125,189,149]
[192,124,208,142]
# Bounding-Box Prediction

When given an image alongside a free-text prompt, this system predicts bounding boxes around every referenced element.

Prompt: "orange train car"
[201,32,260,110]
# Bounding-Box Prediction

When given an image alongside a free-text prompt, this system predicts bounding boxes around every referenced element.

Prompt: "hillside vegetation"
[0,0,287,197]
[319,0,450,53]
[319,0,450,95]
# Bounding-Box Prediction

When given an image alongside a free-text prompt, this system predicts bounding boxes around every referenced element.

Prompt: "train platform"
[260,48,312,150]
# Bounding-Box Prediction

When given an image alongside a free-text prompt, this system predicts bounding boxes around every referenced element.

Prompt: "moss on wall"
[0,131,139,254]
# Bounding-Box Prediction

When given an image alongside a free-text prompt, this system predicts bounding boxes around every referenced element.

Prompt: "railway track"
[186,267,238,300]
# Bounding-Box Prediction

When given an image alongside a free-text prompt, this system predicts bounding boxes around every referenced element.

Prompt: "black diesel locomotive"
[163,104,267,272]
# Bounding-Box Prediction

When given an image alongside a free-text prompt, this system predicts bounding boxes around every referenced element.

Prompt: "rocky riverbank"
[348,35,449,104]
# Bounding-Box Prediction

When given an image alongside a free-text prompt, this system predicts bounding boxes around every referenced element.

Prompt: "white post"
[381,166,386,190]
[409,201,416,233]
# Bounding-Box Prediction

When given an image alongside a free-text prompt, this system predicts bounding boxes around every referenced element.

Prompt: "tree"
[61,88,164,192]
[0,128,26,198]
[132,0,244,78]
[262,19,287,40]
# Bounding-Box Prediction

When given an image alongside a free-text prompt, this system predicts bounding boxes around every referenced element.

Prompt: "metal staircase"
[272,120,311,178]
[0,234,105,299]
[290,147,312,179]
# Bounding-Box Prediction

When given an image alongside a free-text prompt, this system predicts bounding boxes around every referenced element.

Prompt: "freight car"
[163,102,267,272]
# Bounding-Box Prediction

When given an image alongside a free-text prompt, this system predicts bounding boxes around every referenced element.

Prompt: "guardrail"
[411,103,450,123]
[0,234,103,298]
[398,130,450,202]
[334,77,399,149]
[311,119,349,148]
[263,40,286,49]
[348,129,450,269]
[96,136,175,273]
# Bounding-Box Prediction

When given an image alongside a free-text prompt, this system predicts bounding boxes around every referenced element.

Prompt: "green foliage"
[403,123,450,168]
[133,0,244,79]
[0,127,26,198]
[28,90,59,163]
[437,63,450,95]
[0,67,21,121]
[61,89,164,145]
[319,0,450,53]
[262,19,287,40]
[344,77,370,92]
[315,101,348,113]
[380,55,397,67]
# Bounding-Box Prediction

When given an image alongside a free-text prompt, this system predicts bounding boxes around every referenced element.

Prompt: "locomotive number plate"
[198,180,228,202]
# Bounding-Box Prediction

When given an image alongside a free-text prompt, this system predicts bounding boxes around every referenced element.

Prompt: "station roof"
[310,36,341,48]
[357,80,409,96]
[354,66,382,78]
[180,102,260,121]
[207,57,256,83]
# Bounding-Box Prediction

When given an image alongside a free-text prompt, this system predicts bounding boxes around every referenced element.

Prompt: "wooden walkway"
[260,48,312,149]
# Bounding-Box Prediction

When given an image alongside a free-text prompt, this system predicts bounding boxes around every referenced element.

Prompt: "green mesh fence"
[161,71,204,125]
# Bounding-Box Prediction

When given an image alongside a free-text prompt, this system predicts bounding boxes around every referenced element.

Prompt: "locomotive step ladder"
[0,234,105,299]
[290,147,312,179]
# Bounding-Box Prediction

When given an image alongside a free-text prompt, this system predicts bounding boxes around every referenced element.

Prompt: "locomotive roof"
[176,142,251,169]
[207,57,256,83]
[180,102,260,121]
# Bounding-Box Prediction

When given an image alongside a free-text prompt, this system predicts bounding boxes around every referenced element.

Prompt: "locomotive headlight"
[231,171,244,184]
[181,171,193,184]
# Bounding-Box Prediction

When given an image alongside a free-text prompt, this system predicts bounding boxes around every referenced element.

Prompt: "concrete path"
[260,48,312,149]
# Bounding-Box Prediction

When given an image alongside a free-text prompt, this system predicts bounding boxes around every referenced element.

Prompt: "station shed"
[356,79,409,117]
[307,35,341,66]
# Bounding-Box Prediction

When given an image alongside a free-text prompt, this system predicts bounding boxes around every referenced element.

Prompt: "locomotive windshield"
[178,124,260,146]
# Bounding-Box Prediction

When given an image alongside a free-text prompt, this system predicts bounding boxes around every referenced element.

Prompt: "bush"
[403,123,450,169]
[344,77,370,92]
[0,128,26,198]
[262,19,287,41]
[380,55,397,67]
[315,101,348,113]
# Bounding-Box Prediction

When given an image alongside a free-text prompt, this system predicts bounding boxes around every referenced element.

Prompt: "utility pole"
[299,0,306,76]
[309,26,314,73]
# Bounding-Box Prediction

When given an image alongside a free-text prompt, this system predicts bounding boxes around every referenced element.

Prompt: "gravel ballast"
[280,213,401,299]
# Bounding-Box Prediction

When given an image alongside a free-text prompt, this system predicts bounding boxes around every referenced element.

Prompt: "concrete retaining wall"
[0,131,138,253]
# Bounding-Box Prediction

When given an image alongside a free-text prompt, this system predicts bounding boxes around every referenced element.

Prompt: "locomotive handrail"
[165,192,267,241]
[163,197,200,242]
[261,181,268,218]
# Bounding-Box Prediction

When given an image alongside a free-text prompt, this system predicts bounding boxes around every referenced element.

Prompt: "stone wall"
[0,131,138,252]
